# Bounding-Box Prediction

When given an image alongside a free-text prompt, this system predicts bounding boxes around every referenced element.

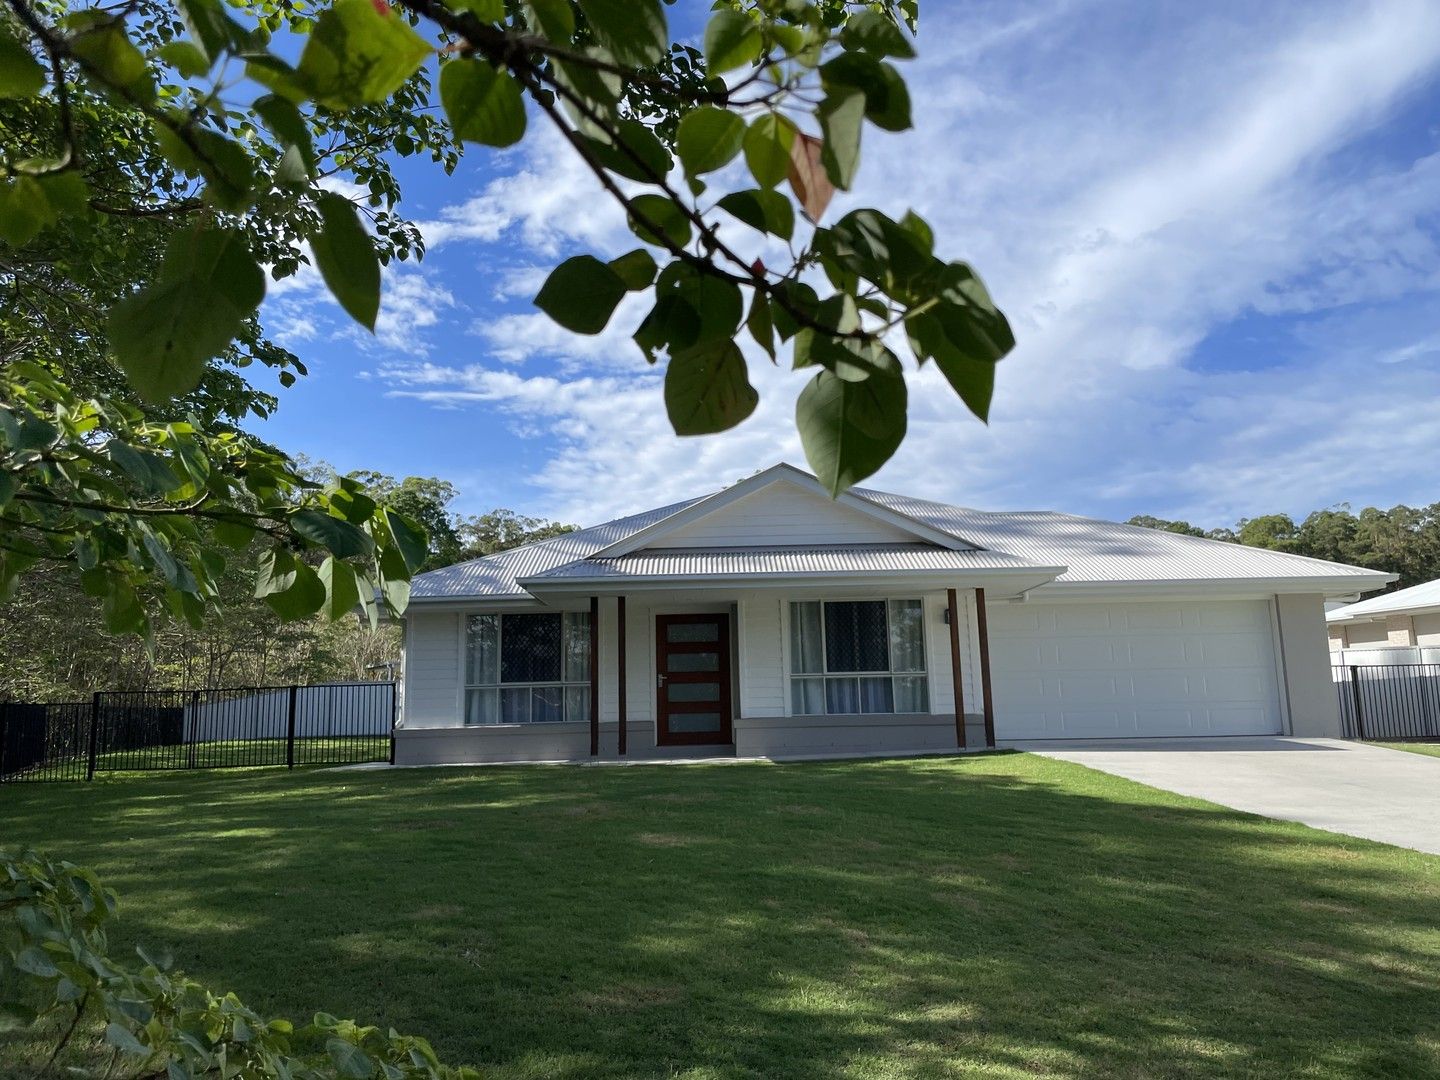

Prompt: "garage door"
[987,600,1284,740]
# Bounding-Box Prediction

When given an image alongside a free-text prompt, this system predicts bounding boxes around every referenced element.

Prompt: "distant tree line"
[1127,503,1440,590]
[0,470,573,702]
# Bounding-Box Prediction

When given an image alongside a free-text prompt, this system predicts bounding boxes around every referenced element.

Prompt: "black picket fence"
[0,682,395,783]
[1334,664,1440,741]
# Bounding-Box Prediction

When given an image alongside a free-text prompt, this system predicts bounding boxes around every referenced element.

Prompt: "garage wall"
[1274,593,1342,738]
[987,598,1286,740]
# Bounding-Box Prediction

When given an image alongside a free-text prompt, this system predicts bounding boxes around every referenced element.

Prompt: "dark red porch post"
[975,587,996,748]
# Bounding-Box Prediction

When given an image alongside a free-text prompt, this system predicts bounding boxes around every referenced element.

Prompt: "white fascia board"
[587,464,972,557]
[1329,601,1440,625]
[1031,574,1396,603]
[404,595,549,613]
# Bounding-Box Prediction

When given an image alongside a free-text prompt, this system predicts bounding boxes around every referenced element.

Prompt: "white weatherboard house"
[395,464,1393,764]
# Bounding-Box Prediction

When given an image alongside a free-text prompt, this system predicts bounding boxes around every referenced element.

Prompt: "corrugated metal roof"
[410,497,703,599]
[1327,579,1440,622]
[524,544,1052,583]
[412,466,1391,601]
[852,487,1389,584]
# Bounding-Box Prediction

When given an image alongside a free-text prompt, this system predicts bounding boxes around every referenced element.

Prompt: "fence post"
[187,690,200,769]
[1348,665,1367,740]
[86,693,100,781]
[286,685,298,769]
[388,682,397,766]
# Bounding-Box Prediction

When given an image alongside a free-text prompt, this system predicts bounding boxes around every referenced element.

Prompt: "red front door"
[655,613,733,746]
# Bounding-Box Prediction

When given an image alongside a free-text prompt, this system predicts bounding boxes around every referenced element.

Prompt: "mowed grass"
[1376,741,1440,760]
[4,754,1440,1079]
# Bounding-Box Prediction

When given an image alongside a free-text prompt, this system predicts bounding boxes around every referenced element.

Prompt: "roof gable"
[1328,578,1440,623]
[590,464,972,558]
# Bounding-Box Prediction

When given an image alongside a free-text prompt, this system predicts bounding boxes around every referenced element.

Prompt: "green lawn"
[1377,741,1440,760]
[4,753,1440,1078]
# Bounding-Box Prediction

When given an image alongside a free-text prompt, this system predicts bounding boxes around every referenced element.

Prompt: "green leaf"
[311,191,380,330]
[534,255,627,334]
[821,54,911,132]
[524,0,574,41]
[839,9,915,58]
[297,0,433,110]
[704,10,761,74]
[319,557,361,621]
[449,0,503,17]
[214,518,255,550]
[254,547,297,598]
[15,946,59,977]
[676,106,746,177]
[254,94,316,169]
[36,171,89,214]
[608,249,657,291]
[157,40,211,78]
[796,355,908,496]
[717,189,794,240]
[439,59,526,147]
[581,120,670,183]
[627,194,691,248]
[383,509,428,574]
[746,289,775,362]
[264,560,326,620]
[70,21,155,103]
[377,548,411,613]
[106,440,179,494]
[576,0,666,68]
[105,1023,149,1058]
[107,228,264,402]
[291,508,374,558]
[818,87,865,189]
[0,176,54,247]
[0,1004,38,1032]
[743,113,796,189]
[0,34,45,97]
[665,340,758,436]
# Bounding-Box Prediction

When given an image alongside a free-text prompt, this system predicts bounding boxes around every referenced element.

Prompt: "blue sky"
[253,0,1440,530]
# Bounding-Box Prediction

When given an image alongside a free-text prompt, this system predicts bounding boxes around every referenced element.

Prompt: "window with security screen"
[465,611,590,725]
[788,600,928,715]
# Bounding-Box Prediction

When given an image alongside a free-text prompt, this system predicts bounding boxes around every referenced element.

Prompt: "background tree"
[1,0,1014,644]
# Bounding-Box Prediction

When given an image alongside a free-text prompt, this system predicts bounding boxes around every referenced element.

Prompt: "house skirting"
[394,713,987,766]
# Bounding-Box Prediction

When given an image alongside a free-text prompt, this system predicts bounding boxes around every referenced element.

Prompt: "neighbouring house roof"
[1326,579,1440,624]
[410,463,1394,603]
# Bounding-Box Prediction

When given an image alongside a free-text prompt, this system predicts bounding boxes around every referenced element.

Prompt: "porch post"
[946,588,966,748]
[616,596,627,756]
[974,587,997,748]
[589,595,599,757]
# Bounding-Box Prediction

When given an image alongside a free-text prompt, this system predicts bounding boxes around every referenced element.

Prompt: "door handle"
[657,674,667,688]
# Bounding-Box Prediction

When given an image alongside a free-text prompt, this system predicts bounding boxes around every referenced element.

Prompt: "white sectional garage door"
[987,600,1284,740]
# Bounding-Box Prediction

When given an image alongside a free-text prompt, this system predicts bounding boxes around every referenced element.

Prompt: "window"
[465,612,590,724]
[789,600,928,715]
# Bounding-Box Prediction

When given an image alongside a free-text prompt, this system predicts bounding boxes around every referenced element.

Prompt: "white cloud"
[366,0,1440,528]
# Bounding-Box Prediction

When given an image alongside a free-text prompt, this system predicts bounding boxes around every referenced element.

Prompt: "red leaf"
[787,133,833,223]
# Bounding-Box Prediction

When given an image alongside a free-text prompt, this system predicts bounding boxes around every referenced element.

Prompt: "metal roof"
[410,497,703,599]
[522,544,1053,584]
[410,464,1392,601]
[1326,579,1440,623]
[852,488,1392,586]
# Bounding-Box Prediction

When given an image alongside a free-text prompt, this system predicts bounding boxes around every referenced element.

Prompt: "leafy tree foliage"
[1129,502,1440,591]
[1,0,1012,641]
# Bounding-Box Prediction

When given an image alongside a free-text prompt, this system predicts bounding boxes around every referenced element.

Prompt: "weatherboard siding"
[655,484,918,549]
[402,610,462,727]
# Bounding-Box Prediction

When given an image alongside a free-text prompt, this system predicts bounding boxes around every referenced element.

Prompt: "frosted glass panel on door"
[668,652,719,672]
[667,622,720,642]
[667,712,723,733]
[668,682,721,702]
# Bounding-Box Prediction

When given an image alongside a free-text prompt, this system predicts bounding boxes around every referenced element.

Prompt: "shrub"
[1,849,478,1079]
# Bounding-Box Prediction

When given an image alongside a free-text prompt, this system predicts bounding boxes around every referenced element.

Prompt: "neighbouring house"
[1327,579,1440,659]
[394,463,1393,764]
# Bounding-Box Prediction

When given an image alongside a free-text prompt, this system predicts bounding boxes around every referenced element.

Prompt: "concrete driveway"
[1018,736,1440,855]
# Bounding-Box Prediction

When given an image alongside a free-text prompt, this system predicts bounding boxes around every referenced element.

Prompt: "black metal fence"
[1334,664,1440,741]
[0,682,395,783]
